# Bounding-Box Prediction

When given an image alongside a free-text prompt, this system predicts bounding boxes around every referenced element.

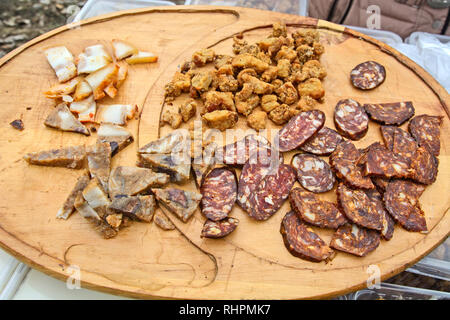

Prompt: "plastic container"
[72,0,175,22]
[407,238,450,281]
[184,0,309,16]
[407,31,450,45]
[343,25,403,47]
[348,283,450,300]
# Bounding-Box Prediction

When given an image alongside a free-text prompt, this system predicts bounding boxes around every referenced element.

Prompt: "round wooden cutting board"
[0,6,448,300]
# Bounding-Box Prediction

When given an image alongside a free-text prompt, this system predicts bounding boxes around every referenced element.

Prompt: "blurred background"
[0,0,448,300]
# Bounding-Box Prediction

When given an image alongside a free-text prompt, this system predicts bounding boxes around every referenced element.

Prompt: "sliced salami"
[248,164,297,221]
[337,183,383,231]
[392,128,418,161]
[350,61,386,90]
[384,180,427,232]
[380,125,396,150]
[364,101,414,125]
[280,211,335,262]
[363,142,411,179]
[200,167,237,221]
[371,176,390,192]
[201,217,239,239]
[277,110,325,152]
[216,134,277,166]
[409,114,443,157]
[299,127,343,156]
[330,224,380,257]
[410,147,439,185]
[365,189,395,241]
[334,99,369,140]
[329,141,374,189]
[290,187,347,229]
[291,153,335,193]
[237,161,273,213]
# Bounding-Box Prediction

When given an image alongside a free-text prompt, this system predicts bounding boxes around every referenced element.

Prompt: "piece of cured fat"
[44,46,77,82]
[44,76,82,99]
[95,104,131,125]
[44,103,90,135]
[73,80,93,101]
[70,95,96,123]
[77,44,112,74]
[125,51,158,64]
[97,123,134,155]
[82,178,110,209]
[85,63,119,100]
[112,39,138,60]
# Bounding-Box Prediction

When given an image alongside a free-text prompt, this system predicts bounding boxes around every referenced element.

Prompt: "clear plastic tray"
[407,238,450,281]
[347,283,450,300]
[184,0,309,16]
[72,0,175,22]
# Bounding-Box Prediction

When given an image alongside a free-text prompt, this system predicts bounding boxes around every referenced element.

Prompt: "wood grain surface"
[0,6,448,299]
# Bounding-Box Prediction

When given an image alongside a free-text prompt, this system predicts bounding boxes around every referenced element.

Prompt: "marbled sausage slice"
[291,153,335,193]
[334,99,368,140]
[201,217,239,239]
[350,61,386,90]
[408,114,443,157]
[280,211,335,262]
[330,224,380,257]
[277,110,325,152]
[300,127,343,156]
[200,167,237,221]
[365,189,395,241]
[364,101,414,125]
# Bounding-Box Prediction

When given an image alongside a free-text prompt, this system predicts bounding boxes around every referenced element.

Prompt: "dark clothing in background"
[308,0,450,38]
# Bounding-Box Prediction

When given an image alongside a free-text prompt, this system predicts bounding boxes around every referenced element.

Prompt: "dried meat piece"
[87,141,111,191]
[392,128,418,161]
[201,217,239,239]
[200,167,237,221]
[97,123,134,156]
[364,102,414,125]
[330,224,380,257]
[363,143,411,179]
[290,187,347,229]
[109,195,156,222]
[248,164,297,221]
[410,146,439,185]
[138,153,191,183]
[337,183,383,231]
[291,153,335,193]
[44,103,90,136]
[108,166,169,199]
[153,209,175,230]
[280,211,335,262]
[350,61,386,90]
[384,180,427,232]
[334,99,368,140]
[192,142,217,188]
[299,127,343,156]
[139,130,188,154]
[10,119,24,131]
[408,114,443,157]
[56,172,90,219]
[371,176,390,192]
[153,188,202,222]
[277,110,325,152]
[24,146,86,169]
[329,141,374,189]
[365,189,395,240]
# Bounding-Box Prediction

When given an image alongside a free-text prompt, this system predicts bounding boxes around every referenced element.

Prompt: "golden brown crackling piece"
[56,171,90,219]
[201,217,239,239]
[44,103,90,136]
[296,44,315,64]
[202,110,238,131]
[161,103,182,129]
[214,54,233,70]
[297,78,324,100]
[190,71,213,96]
[108,166,170,199]
[179,99,197,122]
[275,46,297,62]
[87,141,111,192]
[292,29,320,46]
[24,145,86,169]
[408,114,443,157]
[202,91,236,113]
[97,123,134,156]
[153,209,175,230]
[153,188,202,223]
[337,183,384,231]
[330,224,380,257]
[272,21,287,37]
[295,60,327,82]
[231,53,269,73]
[329,141,374,189]
[261,66,278,82]
[247,110,267,131]
[192,48,215,67]
[268,103,298,125]
[137,153,191,183]
[260,94,279,113]
[295,95,318,112]
[290,188,347,229]
[240,73,273,95]
[109,195,156,222]
[275,81,298,105]
[276,59,291,78]
[280,211,335,262]
[164,71,191,99]
[217,74,238,92]
[384,179,427,232]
